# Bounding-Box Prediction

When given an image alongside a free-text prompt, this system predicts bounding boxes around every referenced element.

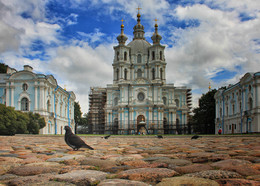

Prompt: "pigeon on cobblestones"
[191,135,201,140]
[102,135,111,139]
[64,126,94,151]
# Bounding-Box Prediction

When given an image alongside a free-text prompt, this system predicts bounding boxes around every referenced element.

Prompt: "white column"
[39,86,44,110]
[34,84,38,110]
[11,82,14,107]
[6,84,9,106]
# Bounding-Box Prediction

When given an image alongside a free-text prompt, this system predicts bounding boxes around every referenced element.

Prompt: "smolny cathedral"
[89,12,192,135]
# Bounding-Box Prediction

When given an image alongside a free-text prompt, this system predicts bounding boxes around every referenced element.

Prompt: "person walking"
[218,127,222,135]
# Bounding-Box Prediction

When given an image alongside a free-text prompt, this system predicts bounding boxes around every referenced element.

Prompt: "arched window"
[137,69,142,78]
[124,69,127,80]
[160,68,163,80]
[21,97,29,111]
[137,54,142,63]
[163,97,167,105]
[160,51,163,60]
[116,69,119,80]
[152,51,155,60]
[249,97,253,110]
[124,52,127,61]
[114,97,118,106]
[175,99,179,107]
[22,83,28,91]
[117,51,119,61]
[249,85,252,92]
[152,68,155,80]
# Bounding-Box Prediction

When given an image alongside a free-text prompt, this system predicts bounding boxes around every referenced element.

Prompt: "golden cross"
[121,19,124,24]
[136,6,142,13]
[154,18,158,24]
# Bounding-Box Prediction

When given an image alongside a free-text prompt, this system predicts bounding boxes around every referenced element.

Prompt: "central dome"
[127,39,151,55]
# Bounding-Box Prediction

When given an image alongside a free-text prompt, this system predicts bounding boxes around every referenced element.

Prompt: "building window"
[22,83,28,91]
[152,68,155,80]
[117,51,119,61]
[114,97,118,106]
[137,92,145,101]
[124,52,127,61]
[21,97,29,111]
[116,69,119,80]
[249,97,253,110]
[124,69,127,80]
[137,54,142,63]
[152,51,155,60]
[249,85,252,92]
[160,68,163,80]
[232,104,235,115]
[175,99,179,107]
[160,51,162,60]
[163,97,167,105]
[137,69,142,78]
[226,106,228,116]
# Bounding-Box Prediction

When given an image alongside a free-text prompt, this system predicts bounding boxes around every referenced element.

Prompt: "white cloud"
[165,3,260,93]
[48,41,114,113]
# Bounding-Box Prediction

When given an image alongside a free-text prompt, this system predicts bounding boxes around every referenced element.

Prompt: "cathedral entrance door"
[137,115,146,134]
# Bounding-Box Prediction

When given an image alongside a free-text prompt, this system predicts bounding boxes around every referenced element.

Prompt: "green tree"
[27,112,46,134]
[0,63,8,73]
[0,104,17,135]
[74,102,82,133]
[192,89,217,134]
[15,111,29,134]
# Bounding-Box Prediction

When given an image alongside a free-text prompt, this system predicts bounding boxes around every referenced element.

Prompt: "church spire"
[117,19,128,45]
[151,19,162,44]
[133,7,145,40]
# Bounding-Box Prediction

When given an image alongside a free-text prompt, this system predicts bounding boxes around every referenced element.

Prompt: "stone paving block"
[51,170,108,185]
[157,176,219,186]
[98,179,150,186]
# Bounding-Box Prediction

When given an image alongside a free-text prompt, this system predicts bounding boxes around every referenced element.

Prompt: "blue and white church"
[104,12,191,134]
[0,65,76,134]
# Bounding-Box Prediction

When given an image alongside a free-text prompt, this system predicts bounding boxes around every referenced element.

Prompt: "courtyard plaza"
[0,135,259,185]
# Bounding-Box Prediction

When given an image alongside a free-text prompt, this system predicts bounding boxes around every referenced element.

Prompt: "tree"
[192,89,217,134]
[15,111,29,134]
[27,112,46,134]
[74,102,82,134]
[0,104,17,135]
[0,63,8,73]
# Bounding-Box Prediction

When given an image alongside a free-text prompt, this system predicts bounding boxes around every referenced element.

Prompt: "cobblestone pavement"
[0,135,259,186]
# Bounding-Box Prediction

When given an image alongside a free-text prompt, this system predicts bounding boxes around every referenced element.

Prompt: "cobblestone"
[0,135,259,185]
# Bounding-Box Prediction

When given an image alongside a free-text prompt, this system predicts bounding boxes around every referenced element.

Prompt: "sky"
[0,0,260,114]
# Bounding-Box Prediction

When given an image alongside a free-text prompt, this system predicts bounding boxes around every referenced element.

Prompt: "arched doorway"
[113,118,118,135]
[137,115,146,134]
[163,117,168,134]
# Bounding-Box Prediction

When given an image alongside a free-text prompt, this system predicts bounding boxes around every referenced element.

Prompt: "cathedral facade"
[102,13,192,135]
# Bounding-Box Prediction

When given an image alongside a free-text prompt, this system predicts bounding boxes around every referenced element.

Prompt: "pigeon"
[156,135,163,139]
[191,135,201,140]
[102,135,111,139]
[64,126,94,151]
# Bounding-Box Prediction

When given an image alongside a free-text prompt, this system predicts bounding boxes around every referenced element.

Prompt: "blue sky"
[0,0,259,114]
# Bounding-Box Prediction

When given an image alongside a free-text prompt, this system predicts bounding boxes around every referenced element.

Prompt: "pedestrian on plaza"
[218,127,222,135]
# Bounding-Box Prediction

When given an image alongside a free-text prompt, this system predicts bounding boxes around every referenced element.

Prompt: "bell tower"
[113,19,130,84]
[148,19,166,84]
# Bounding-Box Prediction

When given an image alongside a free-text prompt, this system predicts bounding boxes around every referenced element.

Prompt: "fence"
[90,120,193,135]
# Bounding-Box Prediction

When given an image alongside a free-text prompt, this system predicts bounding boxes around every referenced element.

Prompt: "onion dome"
[117,20,128,45]
[133,13,145,40]
[151,20,162,44]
